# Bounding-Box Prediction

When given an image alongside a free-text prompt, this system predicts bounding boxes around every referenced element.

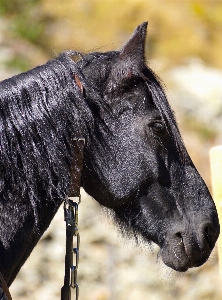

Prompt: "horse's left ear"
[119,22,148,71]
[105,22,148,94]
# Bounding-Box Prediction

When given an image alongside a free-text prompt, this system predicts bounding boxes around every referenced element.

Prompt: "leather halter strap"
[0,272,12,300]
[61,138,85,300]
[69,138,85,197]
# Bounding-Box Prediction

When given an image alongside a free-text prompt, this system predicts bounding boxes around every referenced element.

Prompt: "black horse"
[0,22,219,288]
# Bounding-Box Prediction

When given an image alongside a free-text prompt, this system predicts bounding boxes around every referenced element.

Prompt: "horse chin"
[160,244,190,272]
[159,239,211,272]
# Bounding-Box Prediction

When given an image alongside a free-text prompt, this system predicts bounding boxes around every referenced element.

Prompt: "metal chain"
[63,196,81,300]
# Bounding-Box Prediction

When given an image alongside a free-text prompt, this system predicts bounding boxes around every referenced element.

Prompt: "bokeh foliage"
[1,0,222,71]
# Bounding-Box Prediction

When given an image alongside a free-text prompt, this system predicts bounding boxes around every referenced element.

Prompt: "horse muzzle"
[159,219,220,272]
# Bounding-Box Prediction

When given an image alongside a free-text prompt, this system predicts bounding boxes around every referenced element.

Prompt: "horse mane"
[0,52,97,219]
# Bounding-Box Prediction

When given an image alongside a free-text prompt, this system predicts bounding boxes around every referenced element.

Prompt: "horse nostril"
[175,232,182,239]
[203,224,216,250]
[205,226,210,235]
[175,232,183,245]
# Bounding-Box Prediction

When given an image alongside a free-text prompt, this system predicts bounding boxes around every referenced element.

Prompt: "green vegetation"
[1,0,222,71]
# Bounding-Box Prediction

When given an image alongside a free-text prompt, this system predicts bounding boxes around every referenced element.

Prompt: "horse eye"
[149,121,165,134]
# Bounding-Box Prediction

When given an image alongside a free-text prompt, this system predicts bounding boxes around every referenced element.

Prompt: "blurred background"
[0,0,222,299]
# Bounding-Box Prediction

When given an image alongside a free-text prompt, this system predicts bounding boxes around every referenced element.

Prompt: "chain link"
[63,197,81,300]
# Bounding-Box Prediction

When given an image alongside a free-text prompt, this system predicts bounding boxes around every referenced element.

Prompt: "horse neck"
[0,57,90,284]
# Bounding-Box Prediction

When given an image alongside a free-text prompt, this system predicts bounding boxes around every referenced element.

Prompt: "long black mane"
[0,52,97,219]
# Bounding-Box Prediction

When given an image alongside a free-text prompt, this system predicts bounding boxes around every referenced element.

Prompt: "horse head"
[79,22,219,272]
[0,22,219,287]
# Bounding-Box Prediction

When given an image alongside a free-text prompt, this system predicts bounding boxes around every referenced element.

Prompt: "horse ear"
[119,22,148,70]
[105,22,148,94]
